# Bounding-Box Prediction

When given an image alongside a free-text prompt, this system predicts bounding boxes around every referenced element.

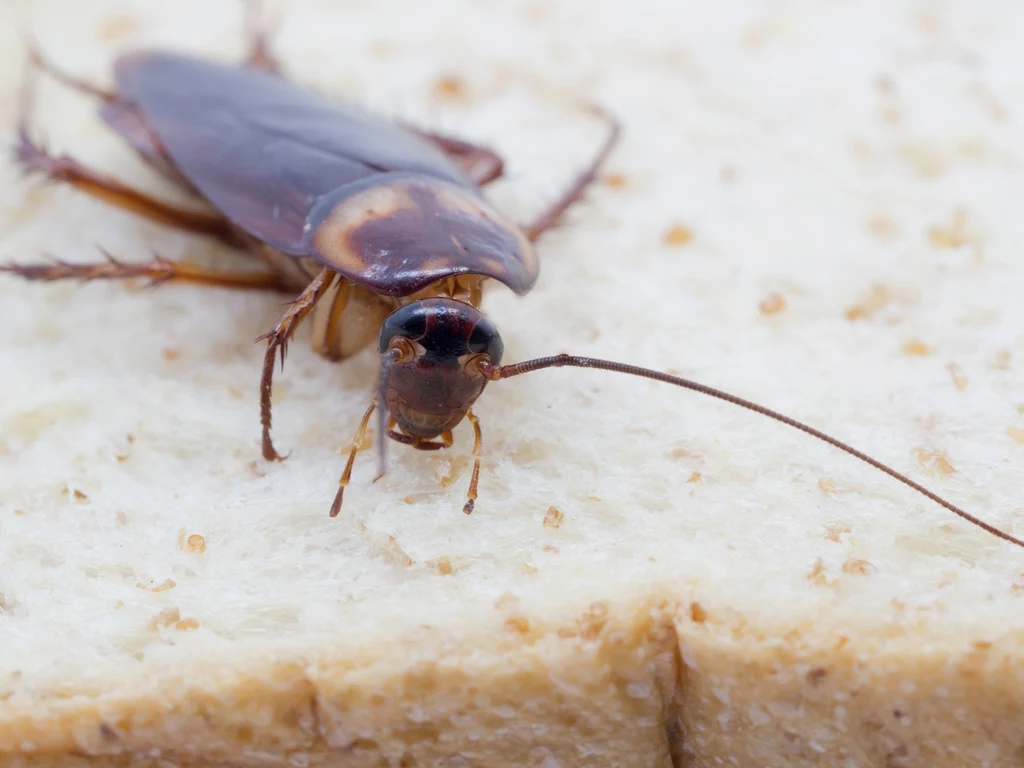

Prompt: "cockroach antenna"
[475,354,1024,549]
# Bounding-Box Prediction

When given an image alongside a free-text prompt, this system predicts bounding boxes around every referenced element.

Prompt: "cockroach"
[4,11,1022,550]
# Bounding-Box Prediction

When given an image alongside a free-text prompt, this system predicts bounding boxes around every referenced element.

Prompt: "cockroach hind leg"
[0,250,289,290]
[11,127,241,245]
[24,39,117,102]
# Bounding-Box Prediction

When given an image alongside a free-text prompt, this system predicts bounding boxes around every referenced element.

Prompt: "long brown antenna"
[480,354,1024,549]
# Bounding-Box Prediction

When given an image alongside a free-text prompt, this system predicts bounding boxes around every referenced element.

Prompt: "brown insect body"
[6,12,1024,549]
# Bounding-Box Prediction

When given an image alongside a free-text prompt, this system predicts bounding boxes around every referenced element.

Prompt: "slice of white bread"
[2,0,1023,765]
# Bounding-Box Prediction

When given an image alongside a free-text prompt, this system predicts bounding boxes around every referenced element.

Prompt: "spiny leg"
[0,250,292,291]
[329,399,378,518]
[14,58,241,247]
[258,268,335,461]
[463,410,483,515]
[242,0,283,74]
[13,131,240,246]
[523,106,621,242]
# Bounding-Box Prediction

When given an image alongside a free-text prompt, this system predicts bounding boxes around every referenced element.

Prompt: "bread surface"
[2,0,1024,765]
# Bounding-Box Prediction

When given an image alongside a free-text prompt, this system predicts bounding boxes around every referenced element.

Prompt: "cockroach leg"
[463,410,483,515]
[13,129,241,247]
[523,106,622,242]
[329,399,377,518]
[409,129,505,186]
[24,41,117,102]
[241,0,283,75]
[0,249,291,291]
[257,268,334,461]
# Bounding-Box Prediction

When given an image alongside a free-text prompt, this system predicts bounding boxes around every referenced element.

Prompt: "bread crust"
[4,598,1024,767]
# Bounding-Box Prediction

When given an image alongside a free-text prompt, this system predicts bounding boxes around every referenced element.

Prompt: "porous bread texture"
[1,0,1024,766]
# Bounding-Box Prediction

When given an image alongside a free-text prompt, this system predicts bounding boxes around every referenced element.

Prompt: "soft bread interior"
[1,0,1023,765]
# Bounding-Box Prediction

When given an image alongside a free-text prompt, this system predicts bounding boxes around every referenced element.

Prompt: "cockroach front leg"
[258,268,335,461]
[329,399,378,517]
[463,410,483,515]
[523,107,621,242]
[1,250,292,291]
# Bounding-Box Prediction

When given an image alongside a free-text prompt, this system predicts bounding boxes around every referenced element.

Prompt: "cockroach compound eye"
[5,10,1023,551]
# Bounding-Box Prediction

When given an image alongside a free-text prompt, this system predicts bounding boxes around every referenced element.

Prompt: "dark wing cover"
[111,52,475,255]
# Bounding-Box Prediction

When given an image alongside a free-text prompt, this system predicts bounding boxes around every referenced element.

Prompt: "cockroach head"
[377,298,503,440]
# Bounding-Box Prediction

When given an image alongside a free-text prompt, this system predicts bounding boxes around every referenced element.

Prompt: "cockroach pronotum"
[4,9,1021,550]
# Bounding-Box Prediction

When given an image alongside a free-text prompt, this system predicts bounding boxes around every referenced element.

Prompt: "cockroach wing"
[108,53,537,295]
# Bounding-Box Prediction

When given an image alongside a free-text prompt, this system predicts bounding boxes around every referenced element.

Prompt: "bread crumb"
[495,592,519,610]
[433,455,468,488]
[604,173,627,189]
[806,667,827,686]
[824,525,850,543]
[98,13,139,41]
[971,640,992,652]
[807,559,833,587]
[12,509,26,517]
[370,39,395,58]
[149,607,181,630]
[520,563,538,575]
[162,347,181,361]
[437,557,453,575]
[175,618,200,631]
[866,216,899,241]
[543,506,564,528]
[186,534,206,554]
[842,558,876,576]
[946,363,968,391]
[150,579,176,593]
[504,616,530,634]
[928,209,969,248]
[663,223,694,247]
[915,449,956,476]
[758,292,786,315]
[1007,427,1024,445]
[687,472,701,484]
[902,339,930,356]
[61,485,88,500]
[818,478,837,495]
[560,602,609,639]
[433,75,466,101]
[542,544,559,553]
[690,602,707,623]
[844,283,891,321]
